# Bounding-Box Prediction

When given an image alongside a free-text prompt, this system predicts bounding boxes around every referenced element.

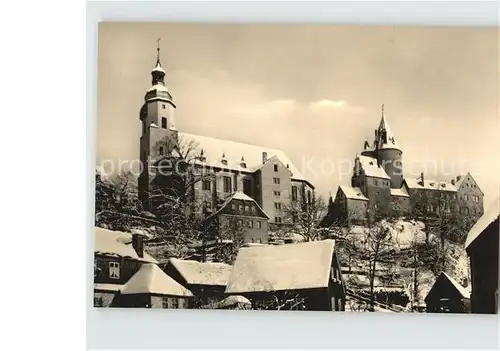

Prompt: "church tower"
[138,39,178,210]
[374,105,403,189]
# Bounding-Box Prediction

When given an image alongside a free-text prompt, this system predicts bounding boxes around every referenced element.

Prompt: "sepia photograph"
[94,23,499,313]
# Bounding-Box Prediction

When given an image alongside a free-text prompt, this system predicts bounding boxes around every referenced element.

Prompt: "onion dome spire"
[151,38,166,85]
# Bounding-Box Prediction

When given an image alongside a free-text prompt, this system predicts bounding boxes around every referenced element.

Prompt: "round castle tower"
[374,105,403,189]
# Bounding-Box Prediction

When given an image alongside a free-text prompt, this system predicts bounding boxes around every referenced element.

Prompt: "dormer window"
[221,159,228,166]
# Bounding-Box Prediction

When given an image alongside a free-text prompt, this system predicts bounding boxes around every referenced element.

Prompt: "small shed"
[424,272,470,313]
[120,263,193,309]
[165,258,232,308]
[225,239,345,311]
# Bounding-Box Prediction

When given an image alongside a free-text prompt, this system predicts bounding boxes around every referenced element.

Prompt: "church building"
[137,43,315,226]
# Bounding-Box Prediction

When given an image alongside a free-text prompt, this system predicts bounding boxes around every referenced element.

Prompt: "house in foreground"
[165,258,232,308]
[465,199,499,314]
[120,263,193,308]
[424,272,470,313]
[93,227,192,308]
[225,239,345,311]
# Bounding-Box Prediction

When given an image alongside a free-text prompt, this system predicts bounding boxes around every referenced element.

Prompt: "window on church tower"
[161,117,167,129]
[162,104,166,109]
[274,164,278,172]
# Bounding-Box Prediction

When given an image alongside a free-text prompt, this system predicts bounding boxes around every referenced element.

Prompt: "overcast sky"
[97,23,498,208]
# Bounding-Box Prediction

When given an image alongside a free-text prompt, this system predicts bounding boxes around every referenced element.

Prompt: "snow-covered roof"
[452,173,484,195]
[390,187,410,198]
[377,114,401,150]
[121,263,193,297]
[441,272,470,298]
[178,132,307,182]
[94,227,158,264]
[168,258,232,286]
[425,272,470,301]
[232,191,256,202]
[357,155,390,180]
[152,63,165,74]
[205,191,270,220]
[404,178,457,192]
[94,283,124,292]
[225,239,336,293]
[453,174,468,189]
[339,185,369,201]
[147,83,170,93]
[465,197,499,249]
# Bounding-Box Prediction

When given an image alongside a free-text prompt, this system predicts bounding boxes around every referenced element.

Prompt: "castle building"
[138,44,315,225]
[322,106,484,226]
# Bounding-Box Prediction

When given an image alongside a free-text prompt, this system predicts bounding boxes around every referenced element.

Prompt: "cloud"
[309,99,348,110]
[308,99,365,115]
[226,99,297,118]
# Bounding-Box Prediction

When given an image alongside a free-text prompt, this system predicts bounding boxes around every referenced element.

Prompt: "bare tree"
[280,195,328,242]
[253,290,307,311]
[348,221,395,310]
[214,216,246,264]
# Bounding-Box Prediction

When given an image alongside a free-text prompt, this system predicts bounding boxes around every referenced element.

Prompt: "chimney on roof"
[419,172,425,187]
[262,152,268,164]
[131,229,145,258]
[286,164,289,169]
[457,175,462,181]
[451,179,456,185]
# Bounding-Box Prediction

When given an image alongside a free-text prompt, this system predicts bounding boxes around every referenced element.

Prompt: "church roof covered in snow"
[465,197,499,250]
[339,185,369,201]
[357,155,390,180]
[178,132,307,182]
[404,178,457,192]
[94,227,158,264]
[168,258,232,286]
[225,239,336,293]
[121,263,193,297]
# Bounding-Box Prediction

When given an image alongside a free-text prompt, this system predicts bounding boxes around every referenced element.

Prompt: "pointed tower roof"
[151,38,166,75]
[376,104,401,151]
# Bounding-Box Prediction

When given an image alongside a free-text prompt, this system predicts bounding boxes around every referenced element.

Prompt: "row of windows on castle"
[201,175,304,201]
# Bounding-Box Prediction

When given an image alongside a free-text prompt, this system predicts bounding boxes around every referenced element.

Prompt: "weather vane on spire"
[156,38,161,65]
[381,103,385,116]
